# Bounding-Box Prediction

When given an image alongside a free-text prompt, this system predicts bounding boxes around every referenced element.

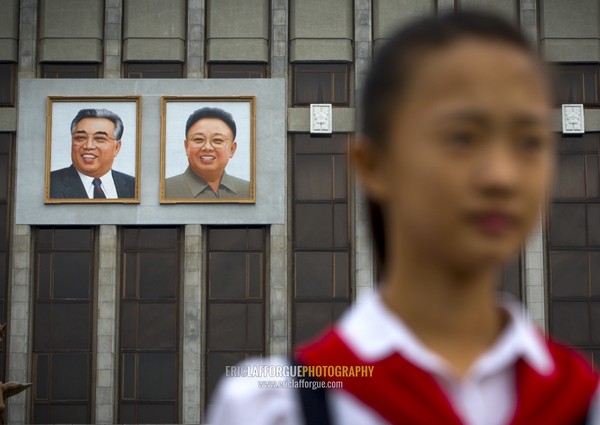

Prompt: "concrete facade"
[104,0,123,79]
[354,0,375,301]
[186,0,206,78]
[269,0,290,358]
[289,0,354,61]
[38,0,104,62]
[7,225,32,424]
[122,0,187,62]
[540,0,600,61]
[95,226,118,425]
[373,0,435,48]
[182,225,202,423]
[0,0,20,61]
[206,0,269,62]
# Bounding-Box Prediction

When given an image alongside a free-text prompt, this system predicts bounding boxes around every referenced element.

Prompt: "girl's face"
[360,38,554,272]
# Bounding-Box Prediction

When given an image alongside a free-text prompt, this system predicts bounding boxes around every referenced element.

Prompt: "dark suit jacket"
[50,164,136,199]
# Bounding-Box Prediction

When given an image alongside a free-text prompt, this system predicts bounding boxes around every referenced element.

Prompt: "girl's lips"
[470,212,517,236]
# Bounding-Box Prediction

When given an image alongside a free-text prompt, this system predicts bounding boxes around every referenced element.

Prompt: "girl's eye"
[518,136,543,152]
[447,131,476,148]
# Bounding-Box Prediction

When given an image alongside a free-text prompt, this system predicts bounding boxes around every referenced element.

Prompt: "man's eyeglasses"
[72,132,117,145]
[188,136,231,148]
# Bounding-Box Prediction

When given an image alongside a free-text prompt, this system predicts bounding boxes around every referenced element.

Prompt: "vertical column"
[18,0,37,78]
[520,0,538,48]
[269,224,288,355]
[437,0,454,14]
[354,0,375,300]
[95,225,118,424]
[9,2,35,422]
[7,225,32,425]
[525,218,546,330]
[187,0,205,78]
[271,0,288,79]
[104,0,123,78]
[183,225,202,422]
[519,0,546,330]
[270,0,289,354]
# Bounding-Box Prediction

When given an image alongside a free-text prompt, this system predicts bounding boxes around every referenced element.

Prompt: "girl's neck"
[381,248,506,377]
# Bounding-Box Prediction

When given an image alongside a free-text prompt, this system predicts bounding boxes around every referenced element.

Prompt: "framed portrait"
[44,96,142,204]
[160,96,256,203]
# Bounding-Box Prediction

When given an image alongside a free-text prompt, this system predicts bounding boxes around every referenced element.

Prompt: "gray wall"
[206,0,269,62]
[290,0,354,61]
[38,0,104,62]
[540,0,600,61]
[0,0,19,61]
[456,0,519,21]
[373,0,435,48]
[16,78,286,225]
[123,0,187,61]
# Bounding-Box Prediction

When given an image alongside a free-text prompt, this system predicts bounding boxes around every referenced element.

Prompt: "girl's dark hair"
[361,11,537,271]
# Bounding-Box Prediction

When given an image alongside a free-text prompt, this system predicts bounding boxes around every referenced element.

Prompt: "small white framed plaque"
[562,104,585,134]
[310,104,332,134]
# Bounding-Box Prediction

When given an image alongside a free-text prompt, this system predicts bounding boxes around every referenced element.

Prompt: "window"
[293,63,350,106]
[208,63,267,78]
[118,227,181,424]
[41,63,100,78]
[205,227,266,404]
[124,62,184,78]
[32,227,95,424]
[554,64,599,106]
[547,134,600,369]
[0,63,16,106]
[0,134,13,381]
[292,134,352,345]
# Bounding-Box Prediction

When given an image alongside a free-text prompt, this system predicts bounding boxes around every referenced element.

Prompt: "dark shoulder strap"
[292,360,332,425]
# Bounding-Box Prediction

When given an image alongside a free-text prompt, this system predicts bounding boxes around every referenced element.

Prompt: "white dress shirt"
[207,292,600,425]
[76,170,118,199]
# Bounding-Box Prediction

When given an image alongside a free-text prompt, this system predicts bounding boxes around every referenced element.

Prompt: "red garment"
[297,328,599,425]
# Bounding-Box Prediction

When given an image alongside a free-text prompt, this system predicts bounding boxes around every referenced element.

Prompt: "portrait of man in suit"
[49,108,136,200]
[163,105,253,201]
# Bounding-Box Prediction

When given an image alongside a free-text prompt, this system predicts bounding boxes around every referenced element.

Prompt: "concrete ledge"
[123,38,185,62]
[552,108,600,133]
[206,38,269,62]
[541,38,600,62]
[290,39,353,62]
[0,39,18,61]
[0,108,16,132]
[287,107,355,132]
[39,38,103,62]
[373,0,435,40]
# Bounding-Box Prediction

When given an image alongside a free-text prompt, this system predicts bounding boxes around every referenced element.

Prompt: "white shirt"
[207,292,600,425]
[76,170,118,199]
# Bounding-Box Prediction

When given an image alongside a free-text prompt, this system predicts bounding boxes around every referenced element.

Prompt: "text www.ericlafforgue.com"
[258,379,343,390]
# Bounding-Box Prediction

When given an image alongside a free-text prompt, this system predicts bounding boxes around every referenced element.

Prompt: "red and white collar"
[336,291,555,381]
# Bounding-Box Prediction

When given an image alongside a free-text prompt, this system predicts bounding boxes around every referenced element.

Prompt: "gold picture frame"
[44,96,142,204]
[160,96,256,204]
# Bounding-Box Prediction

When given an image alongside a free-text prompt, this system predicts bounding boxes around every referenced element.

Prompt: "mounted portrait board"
[16,79,285,225]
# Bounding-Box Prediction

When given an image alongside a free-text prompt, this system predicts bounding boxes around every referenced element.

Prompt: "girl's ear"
[353,138,391,202]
